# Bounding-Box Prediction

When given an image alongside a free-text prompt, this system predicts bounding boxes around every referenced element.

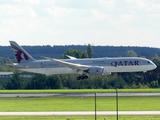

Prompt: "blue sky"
[0,0,160,48]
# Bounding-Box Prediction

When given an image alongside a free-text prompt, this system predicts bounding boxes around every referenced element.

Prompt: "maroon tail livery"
[9,41,34,63]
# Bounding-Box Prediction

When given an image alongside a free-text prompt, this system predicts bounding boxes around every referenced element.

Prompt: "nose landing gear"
[76,75,88,80]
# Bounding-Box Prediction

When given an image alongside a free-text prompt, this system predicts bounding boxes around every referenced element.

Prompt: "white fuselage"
[16,57,157,75]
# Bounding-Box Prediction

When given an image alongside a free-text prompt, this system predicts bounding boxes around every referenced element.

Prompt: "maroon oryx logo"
[11,44,29,63]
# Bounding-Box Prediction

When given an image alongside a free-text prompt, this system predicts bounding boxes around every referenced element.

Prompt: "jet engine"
[85,66,104,75]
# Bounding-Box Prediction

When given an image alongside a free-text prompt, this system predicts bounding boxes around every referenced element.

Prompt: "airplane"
[9,41,157,80]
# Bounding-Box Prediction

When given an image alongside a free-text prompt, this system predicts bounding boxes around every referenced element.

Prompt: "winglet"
[9,41,35,63]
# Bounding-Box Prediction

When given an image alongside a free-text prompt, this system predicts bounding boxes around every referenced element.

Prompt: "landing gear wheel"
[80,76,85,79]
[76,75,88,80]
[84,75,88,79]
[77,76,81,80]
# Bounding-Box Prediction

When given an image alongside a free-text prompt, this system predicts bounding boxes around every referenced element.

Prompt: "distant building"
[0,72,34,78]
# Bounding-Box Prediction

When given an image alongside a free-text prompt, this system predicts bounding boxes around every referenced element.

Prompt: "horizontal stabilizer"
[6,63,26,68]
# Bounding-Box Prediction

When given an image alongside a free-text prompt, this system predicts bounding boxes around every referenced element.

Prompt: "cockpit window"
[148,61,150,63]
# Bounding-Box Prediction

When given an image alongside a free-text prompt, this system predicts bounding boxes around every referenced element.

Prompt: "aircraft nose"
[153,63,157,69]
[148,60,157,70]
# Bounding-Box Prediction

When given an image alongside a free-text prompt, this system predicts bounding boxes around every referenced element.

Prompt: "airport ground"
[1,96,160,111]
[1,89,160,93]
[1,116,160,120]
[0,89,160,120]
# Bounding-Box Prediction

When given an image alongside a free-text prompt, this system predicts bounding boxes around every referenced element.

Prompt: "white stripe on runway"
[0,111,159,116]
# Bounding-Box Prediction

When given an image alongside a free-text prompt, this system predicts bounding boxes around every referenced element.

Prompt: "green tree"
[0,57,12,65]
[150,80,159,88]
[144,57,160,84]
[31,74,47,89]
[131,81,137,89]
[125,50,137,57]
[137,82,143,88]
[6,71,26,89]
[46,75,63,89]
[86,44,93,58]
[61,49,88,58]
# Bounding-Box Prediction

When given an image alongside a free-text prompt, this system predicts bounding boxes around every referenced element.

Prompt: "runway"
[0,111,160,116]
[1,93,160,97]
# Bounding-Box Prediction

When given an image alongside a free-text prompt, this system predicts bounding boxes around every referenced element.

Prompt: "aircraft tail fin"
[9,41,35,63]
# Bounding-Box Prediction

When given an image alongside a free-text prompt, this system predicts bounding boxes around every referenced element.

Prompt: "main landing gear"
[76,75,88,80]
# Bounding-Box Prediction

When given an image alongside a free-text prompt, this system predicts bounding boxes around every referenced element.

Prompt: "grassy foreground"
[0,96,160,111]
[0,89,160,93]
[1,116,160,120]
[0,89,160,119]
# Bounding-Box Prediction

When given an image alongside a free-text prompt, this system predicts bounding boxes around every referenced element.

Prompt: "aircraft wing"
[43,57,90,71]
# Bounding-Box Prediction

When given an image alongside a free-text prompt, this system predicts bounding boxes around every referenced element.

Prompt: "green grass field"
[0,89,160,93]
[1,116,160,120]
[0,96,159,111]
[0,89,160,119]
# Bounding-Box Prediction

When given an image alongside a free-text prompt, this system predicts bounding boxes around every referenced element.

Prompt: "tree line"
[0,44,160,60]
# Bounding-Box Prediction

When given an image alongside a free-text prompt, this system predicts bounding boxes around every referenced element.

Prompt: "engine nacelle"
[85,66,104,75]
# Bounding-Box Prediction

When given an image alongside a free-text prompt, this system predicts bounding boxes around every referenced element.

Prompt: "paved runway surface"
[1,93,160,97]
[0,111,160,116]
